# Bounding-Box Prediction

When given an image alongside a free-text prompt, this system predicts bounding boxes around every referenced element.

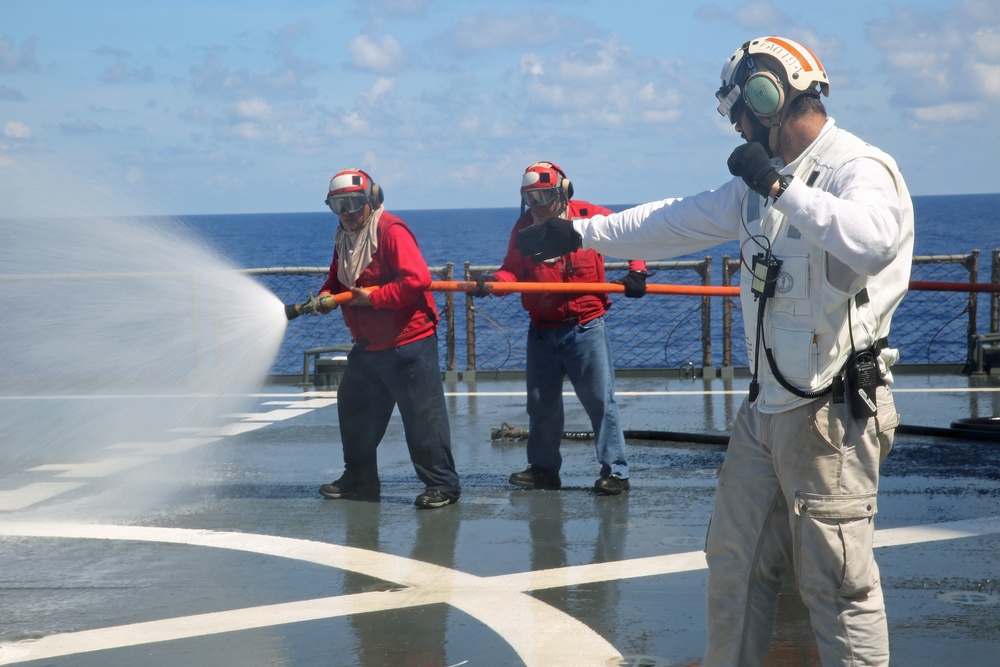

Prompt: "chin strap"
[767,123,781,156]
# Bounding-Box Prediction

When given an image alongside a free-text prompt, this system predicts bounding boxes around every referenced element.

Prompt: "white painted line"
[495,550,709,591]
[104,437,222,455]
[1,516,998,665]
[291,398,337,409]
[261,399,337,408]
[28,456,157,478]
[0,483,88,511]
[0,523,620,667]
[240,409,313,422]
[874,515,1000,548]
[170,422,270,437]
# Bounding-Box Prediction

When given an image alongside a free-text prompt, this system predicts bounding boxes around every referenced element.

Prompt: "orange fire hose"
[286,279,999,320]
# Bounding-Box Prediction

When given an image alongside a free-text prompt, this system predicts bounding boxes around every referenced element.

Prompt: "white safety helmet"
[715,36,830,152]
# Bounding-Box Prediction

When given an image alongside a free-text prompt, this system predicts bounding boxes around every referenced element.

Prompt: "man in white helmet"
[515,36,913,666]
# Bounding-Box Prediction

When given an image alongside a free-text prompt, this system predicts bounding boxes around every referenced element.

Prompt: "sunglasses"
[521,188,560,208]
[327,194,369,215]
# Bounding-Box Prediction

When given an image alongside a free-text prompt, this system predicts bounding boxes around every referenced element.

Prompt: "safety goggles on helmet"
[327,193,369,215]
[717,86,746,124]
[521,187,561,208]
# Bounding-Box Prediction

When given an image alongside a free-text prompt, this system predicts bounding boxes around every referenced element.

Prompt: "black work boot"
[508,466,562,490]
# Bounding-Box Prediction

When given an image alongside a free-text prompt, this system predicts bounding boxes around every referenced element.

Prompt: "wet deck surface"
[2,374,999,666]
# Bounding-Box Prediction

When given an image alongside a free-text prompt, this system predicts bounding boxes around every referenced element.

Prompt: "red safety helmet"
[520,161,573,209]
[325,168,384,214]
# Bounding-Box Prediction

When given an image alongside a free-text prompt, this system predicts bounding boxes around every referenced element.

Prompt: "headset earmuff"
[354,168,383,208]
[543,162,573,201]
[743,70,785,120]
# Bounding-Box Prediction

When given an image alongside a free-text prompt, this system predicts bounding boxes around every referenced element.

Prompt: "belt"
[535,317,580,329]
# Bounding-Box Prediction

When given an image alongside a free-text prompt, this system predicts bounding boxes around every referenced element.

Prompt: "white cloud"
[328,111,368,137]
[234,97,274,121]
[347,34,406,73]
[443,12,590,53]
[516,37,690,130]
[4,121,32,139]
[910,102,983,122]
[868,1,1000,119]
[365,77,396,102]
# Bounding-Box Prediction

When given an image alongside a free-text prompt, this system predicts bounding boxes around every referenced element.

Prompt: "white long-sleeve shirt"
[574,119,914,411]
[575,120,902,279]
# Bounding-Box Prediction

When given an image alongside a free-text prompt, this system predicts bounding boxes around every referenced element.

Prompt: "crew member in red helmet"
[478,161,648,496]
[315,168,461,509]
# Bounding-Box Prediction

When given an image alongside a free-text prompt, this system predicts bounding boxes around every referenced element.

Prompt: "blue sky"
[2,0,998,215]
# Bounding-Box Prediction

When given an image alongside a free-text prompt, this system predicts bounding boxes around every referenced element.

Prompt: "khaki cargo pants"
[704,386,898,666]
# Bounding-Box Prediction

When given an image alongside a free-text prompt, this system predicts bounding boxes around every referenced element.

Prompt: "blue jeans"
[525,316,628,478]
[336,334,460,498]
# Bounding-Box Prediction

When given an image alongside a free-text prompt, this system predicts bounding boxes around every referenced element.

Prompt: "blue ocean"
[172,193,999,375]
[179,193,1000,273]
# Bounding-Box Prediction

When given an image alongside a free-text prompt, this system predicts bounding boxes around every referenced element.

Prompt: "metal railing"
[265,250,1000,383]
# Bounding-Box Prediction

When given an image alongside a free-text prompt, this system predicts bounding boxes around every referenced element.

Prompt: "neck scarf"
[335,206,383,288]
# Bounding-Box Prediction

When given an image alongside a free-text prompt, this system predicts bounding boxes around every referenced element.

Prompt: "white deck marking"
[261,399,337,408]
[170,422,270,436]
[0,515,998,666]
[0,484,87,512]
[0,391,340,512]
[0,523,620,667]
[28,456,157,478]
[237,408,312,421]
[105,437,222,454]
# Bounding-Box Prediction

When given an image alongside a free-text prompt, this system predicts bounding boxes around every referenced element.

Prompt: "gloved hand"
[515,217,582,262]
[316,292,337,314]
[472,275,492,298]
[727,142,780,198]
[613,270,650,298]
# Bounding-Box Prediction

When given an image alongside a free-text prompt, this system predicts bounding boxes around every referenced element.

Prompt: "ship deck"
[2,373,999,666]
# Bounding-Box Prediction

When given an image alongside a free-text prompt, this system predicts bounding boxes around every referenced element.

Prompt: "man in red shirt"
[315,168,460,509]
[481,161,648,495]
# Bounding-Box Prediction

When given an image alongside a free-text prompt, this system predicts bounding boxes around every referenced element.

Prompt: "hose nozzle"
[284,293,323,321]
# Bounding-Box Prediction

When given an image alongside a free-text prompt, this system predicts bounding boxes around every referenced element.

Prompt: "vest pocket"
[767,326,817,382]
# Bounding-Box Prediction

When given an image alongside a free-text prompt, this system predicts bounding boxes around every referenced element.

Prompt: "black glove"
[615,270,650,298]
[728,142,780,198]
[472,275,492,298]
[515,217,582,262]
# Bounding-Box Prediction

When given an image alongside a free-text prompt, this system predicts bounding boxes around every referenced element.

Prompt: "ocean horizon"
[174,194,1000,290]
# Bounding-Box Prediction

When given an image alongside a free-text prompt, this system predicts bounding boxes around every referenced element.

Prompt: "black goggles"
[327,194,369,215]
[521,187,560,208]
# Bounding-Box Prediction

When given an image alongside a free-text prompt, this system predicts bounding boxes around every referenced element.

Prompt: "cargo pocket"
[875,387,899,463]
[794,492,878,598]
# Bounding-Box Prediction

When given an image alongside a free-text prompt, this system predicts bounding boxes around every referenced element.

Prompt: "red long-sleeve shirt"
[492,200,645,327]
[320,212,438,351]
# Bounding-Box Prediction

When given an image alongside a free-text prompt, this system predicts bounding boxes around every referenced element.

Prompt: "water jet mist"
[0,160,287,517]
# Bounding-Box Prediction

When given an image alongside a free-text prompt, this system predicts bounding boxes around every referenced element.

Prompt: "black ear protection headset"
[361,169,384,208]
